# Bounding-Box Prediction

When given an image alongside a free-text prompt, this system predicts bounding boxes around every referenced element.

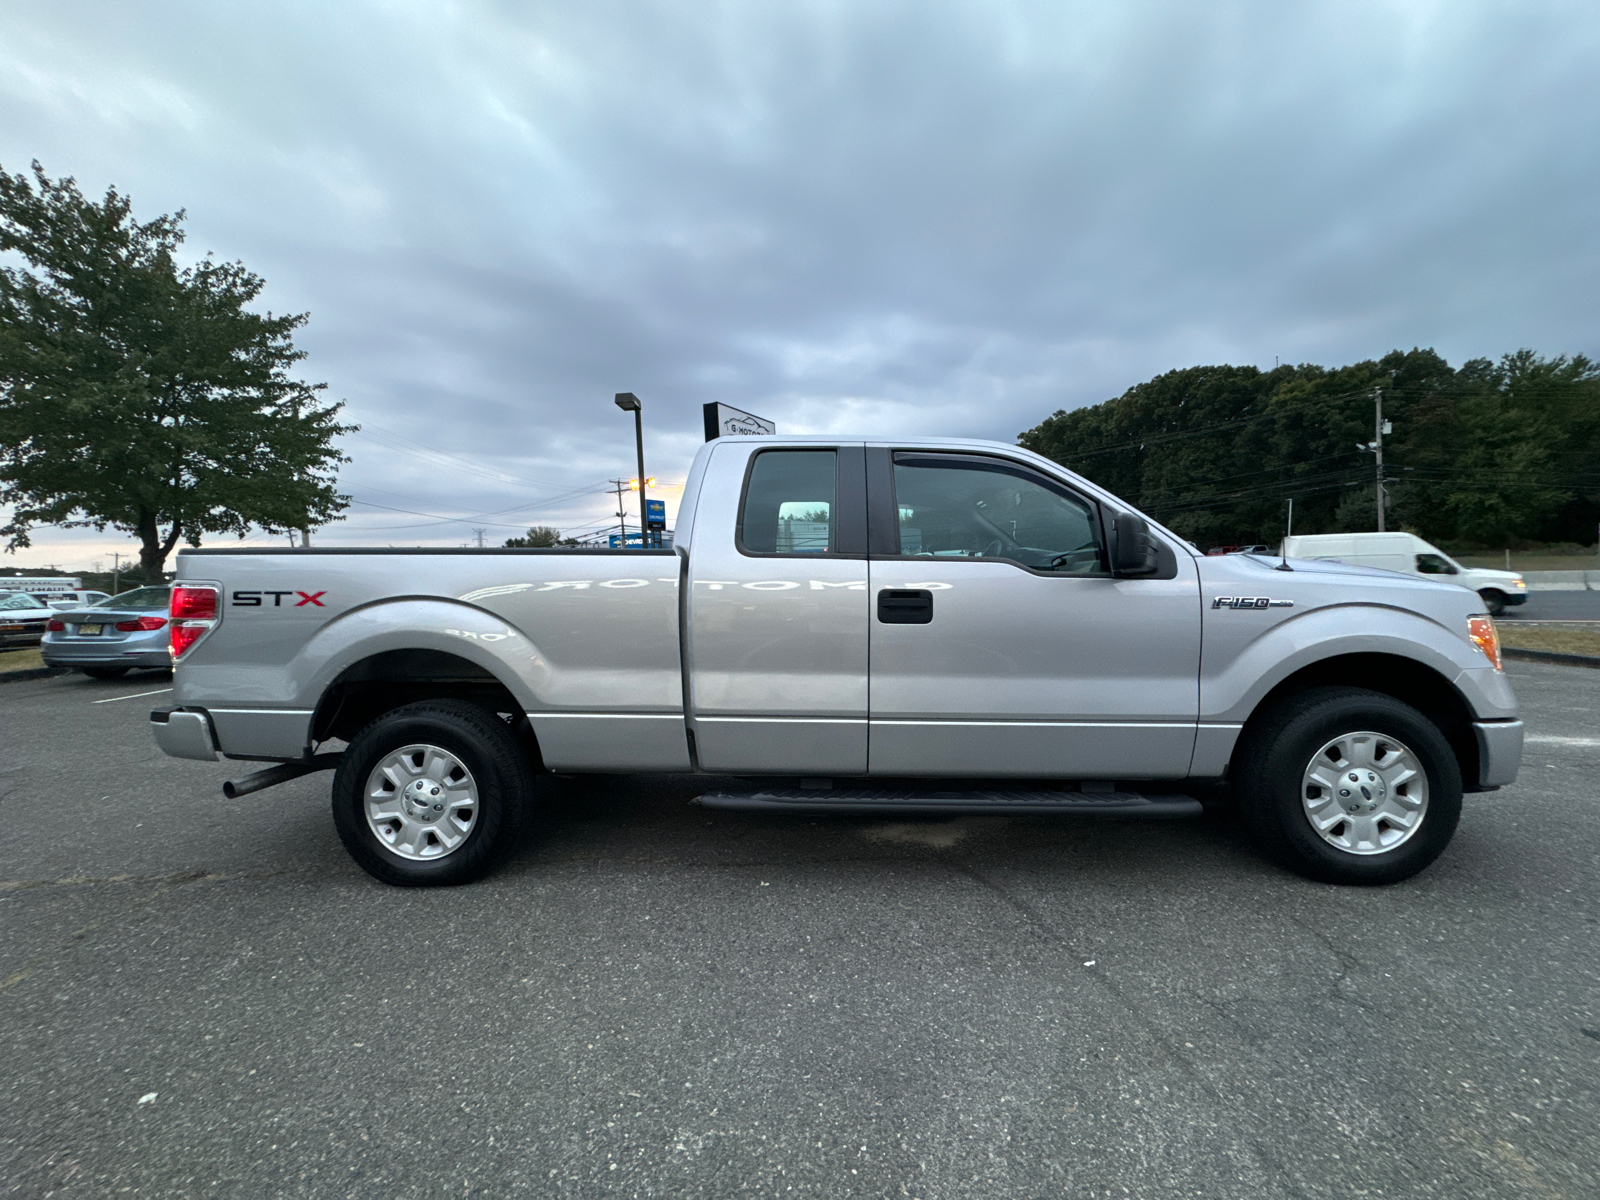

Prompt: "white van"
[1281,532,1527,615]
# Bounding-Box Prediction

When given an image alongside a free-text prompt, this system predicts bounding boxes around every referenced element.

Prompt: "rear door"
[866,449,1201,778]
[685,442,870,773]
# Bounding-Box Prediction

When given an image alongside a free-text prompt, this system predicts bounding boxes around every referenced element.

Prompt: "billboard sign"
[703,402,776,441]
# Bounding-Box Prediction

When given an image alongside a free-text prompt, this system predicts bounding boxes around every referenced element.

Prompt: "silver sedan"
[41,587,173,679]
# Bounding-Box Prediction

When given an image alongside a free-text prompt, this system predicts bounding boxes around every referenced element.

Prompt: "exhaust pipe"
[223,753,342,799]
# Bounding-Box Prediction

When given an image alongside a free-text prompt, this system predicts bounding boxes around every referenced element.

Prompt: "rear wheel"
[1478,589,1506,615]
[80,666,130,679]
[332,700,534,886]
[1234,687,1462,885]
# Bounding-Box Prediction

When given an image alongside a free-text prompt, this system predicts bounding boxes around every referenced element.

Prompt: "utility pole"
[610,479,631,545]
[1356,387,1393,532]
[111,552,120,596]
[1373,387,1386,532]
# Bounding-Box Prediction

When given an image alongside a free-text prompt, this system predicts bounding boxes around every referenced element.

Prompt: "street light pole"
[615,393,648,548]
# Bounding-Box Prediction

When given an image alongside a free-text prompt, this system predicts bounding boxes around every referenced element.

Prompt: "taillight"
[171,586,218,620]
[1467,615,1502,671]
[169,583,220,660]
[116,616,168,633]
[46,619,65,632]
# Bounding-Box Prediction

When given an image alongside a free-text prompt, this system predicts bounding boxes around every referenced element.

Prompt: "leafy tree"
[0,162,354,578]
[1019,349,1600,549]
[504,525,561,548]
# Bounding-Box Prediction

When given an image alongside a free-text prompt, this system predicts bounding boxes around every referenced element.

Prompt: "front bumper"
[1474,719,1523,788]
[1500,592,1528,607]
[151,707,219,762]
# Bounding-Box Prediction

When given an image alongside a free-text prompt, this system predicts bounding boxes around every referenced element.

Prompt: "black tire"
[81,666,130,679]
[332,700,534,886]
[1478,589,1505,615]
[1233,686,1462,885]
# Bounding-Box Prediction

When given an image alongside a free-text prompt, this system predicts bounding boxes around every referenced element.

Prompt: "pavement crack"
[946,855,1316,1200]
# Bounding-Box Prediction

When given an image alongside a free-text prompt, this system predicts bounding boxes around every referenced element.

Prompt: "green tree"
[0,162,354,578]
[1019,349,1600,549]
[503,525,561,548]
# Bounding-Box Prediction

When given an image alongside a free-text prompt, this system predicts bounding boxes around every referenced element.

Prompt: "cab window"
[1415,553,1457,576]
[739,450,836,555]
[891,454,1105,574]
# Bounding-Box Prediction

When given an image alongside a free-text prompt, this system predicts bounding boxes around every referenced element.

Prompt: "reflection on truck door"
[866,451,1201,778]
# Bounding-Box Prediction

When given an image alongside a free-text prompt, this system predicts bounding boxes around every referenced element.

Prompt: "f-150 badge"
[1212,596,1294,609]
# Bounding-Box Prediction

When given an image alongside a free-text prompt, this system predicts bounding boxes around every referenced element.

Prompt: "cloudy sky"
[3,0,1597,567]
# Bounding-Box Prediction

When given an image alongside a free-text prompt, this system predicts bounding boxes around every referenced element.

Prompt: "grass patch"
[1498,624,1600,658]
[0,647,47,676]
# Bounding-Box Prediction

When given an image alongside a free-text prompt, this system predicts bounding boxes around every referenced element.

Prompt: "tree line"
[1018,348,1600,550]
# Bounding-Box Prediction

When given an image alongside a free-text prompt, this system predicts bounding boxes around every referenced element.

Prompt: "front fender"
[1202,602,1494,725]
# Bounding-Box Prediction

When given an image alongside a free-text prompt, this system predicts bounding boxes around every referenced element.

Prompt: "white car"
[1281,532,1527,615]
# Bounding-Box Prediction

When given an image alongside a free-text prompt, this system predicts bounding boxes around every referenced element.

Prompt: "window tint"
[98,587,171,610]
[892,456,1104,573]
[740,451,836,554]
[1415,553,1457,576]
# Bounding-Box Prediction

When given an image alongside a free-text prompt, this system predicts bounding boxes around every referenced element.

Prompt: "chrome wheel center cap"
[403,778,446,822]
[1337,768,1386,814]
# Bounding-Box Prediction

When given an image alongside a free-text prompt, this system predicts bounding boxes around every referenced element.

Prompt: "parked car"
[0,592,54,649]
[41,586,173,678]
[1281,533,1527,615]
[46,591,111,610]
[152,435,1520,889]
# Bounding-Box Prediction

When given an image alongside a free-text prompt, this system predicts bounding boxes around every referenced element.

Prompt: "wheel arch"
[1236,652,1480,788]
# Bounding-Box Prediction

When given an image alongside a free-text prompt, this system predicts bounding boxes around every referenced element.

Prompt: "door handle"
[877,588,933,624]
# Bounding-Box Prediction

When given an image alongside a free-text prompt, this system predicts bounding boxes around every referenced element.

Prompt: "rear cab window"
[738,450,838,555]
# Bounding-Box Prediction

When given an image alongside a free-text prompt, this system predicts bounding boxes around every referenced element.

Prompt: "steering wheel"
[1049,545,1100,572]
[980,540,1005,559]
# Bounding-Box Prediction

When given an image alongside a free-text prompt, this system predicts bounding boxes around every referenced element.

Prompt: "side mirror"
[1112,512,1159,576]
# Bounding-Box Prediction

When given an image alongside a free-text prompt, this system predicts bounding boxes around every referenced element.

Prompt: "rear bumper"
[1474,719,1523,788]
[151,707,219,762]
[43,640,170,668]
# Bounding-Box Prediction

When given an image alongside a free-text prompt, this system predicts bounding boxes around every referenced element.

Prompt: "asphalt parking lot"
[2,665,1597,1199]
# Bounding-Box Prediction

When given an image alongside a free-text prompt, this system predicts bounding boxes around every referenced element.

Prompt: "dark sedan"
[40,586,173,679]
[0,592,55,649]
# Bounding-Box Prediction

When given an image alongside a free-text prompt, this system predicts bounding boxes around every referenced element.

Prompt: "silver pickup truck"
[152,435,1522,887]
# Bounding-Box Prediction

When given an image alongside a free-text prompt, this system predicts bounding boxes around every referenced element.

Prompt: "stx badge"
[1212,596,1294,610]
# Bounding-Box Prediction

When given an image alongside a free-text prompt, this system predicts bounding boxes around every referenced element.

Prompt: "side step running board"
[691,788,1202,818]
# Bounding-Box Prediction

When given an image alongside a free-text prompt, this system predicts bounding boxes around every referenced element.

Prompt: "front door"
[686,442,870,774]
[867,449,1201,778]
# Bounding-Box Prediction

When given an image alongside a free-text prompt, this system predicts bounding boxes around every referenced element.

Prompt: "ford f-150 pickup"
[151,435,1523,887]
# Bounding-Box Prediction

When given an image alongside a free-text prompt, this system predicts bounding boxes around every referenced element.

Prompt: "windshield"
[93,587,170,611]
[0,592,47,610]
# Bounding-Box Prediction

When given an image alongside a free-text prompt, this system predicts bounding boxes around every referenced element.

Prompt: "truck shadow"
[507,772,1271,883]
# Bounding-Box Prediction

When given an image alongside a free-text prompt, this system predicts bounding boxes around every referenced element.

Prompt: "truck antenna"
[1276,498,1294,571]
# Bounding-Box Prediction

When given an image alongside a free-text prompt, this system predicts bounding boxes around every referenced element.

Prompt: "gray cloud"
[2,0,1596,559]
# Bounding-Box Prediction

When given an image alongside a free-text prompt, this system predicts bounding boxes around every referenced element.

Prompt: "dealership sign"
[703,402,776,441]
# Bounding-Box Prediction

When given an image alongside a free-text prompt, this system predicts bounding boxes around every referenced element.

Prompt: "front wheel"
[1478,589,1506,616]
[1233,687,1462,885]
[332,700,534,886]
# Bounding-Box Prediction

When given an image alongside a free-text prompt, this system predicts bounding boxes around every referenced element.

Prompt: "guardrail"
[1523,571,1600,591]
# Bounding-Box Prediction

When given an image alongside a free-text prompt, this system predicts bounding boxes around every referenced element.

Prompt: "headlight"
[1467,615,1502,671]
[1513,579,1527,589]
